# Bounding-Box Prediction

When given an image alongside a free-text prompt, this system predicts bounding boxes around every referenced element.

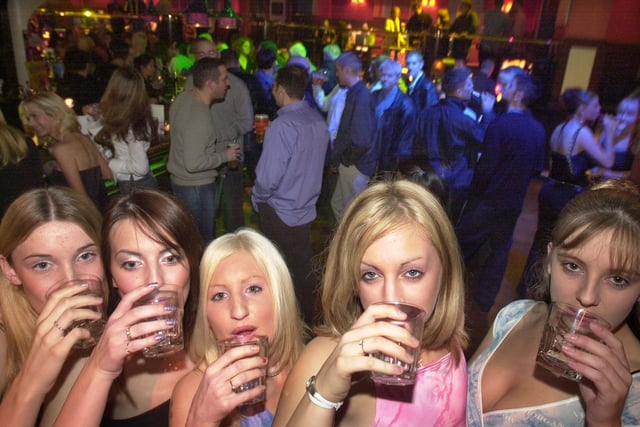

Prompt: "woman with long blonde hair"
[19,92,112,210]
[274,180,468,427]
[0,109,43,216]
[170,228,306,427]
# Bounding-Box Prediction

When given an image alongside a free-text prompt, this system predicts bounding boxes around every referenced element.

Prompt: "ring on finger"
[359,339,366,355]
[125,327,132,341]
[229,379,236,392]
[125,341,131,355]
[53,320,65,333]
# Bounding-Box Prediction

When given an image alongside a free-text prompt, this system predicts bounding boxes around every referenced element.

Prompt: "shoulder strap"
[566,124,584,175]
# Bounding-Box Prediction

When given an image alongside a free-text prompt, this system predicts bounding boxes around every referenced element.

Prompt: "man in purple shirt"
[252,64,329,324]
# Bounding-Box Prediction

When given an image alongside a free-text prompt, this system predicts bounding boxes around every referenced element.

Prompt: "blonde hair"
[319,180,467,362]
[0,110,29,168]
[0,187,102,388]
[18,92,80,139]
[192,228,305,376]
[623,88,640,154]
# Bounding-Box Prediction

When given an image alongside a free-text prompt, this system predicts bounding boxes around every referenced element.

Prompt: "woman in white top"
[97,67,158,194]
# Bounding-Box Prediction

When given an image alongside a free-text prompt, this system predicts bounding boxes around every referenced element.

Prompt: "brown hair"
[98,67,156,145]
[102,190,203,349]
[531,179,640,303]
[0,187,102,387]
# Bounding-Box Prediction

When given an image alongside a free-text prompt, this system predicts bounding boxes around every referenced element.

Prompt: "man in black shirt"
[406,1,433,47]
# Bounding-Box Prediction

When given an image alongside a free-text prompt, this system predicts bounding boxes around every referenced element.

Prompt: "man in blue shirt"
[252,65,329,325]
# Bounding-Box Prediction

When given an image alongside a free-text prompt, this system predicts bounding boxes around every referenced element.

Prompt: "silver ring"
[229,379,236,392]
[359,339,366,355]
[125,327,132,341]
[125,341,131,355]
[53,320,65,333]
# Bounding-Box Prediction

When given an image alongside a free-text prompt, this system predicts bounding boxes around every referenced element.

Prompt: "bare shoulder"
[289,336,339,380]
[172,364,204,401]
[169,364,204,427]
[40,355,89,427]
[272,336,339,427]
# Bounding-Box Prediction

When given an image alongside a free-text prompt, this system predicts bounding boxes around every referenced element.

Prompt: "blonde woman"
[0,109,43,216]
[19,92,112,210]
[274,180,468,427]
[170,228,306,427]
[592,88,640,179]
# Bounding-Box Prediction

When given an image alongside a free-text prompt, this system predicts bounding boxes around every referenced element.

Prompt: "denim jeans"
[170,179,216,243]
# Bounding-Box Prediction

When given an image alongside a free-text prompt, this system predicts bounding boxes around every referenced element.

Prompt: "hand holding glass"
[217,336,269,405]
[536,302,611,381]
[369,302,426,386]
[46,275,106,349]
[132,285,183,358]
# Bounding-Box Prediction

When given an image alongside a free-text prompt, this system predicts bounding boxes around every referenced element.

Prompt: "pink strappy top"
[371,347,467,427]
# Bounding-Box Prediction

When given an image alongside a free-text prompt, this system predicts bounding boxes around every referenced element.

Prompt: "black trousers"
[257,203,316,326]
[219,168,245,233]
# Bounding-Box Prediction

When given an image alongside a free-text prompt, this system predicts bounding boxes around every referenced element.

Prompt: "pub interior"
[1,0,640,424]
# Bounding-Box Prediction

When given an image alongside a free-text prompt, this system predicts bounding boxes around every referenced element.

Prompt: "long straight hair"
[0,187,102,387]
[98,67,156,145]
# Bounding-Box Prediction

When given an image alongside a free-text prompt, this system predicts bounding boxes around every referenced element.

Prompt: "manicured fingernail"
[166,318,177,326]
[155,331,167,341]
[164,304,177,312]
[565,333,578,342]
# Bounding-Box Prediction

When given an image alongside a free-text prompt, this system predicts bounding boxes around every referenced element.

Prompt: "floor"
[230,173,543,352]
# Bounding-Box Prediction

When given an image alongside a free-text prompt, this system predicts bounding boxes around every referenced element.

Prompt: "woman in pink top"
[273,180,468,427]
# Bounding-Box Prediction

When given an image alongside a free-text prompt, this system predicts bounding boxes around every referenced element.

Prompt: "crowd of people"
[1,10,640,427]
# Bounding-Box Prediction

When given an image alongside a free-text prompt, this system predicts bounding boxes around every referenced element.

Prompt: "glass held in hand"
[536,302,611,381]
[46,274,106,350]
[217,335,269,405]
[226,141,241,170]
[368,301,426,386]
[132,284,184,358]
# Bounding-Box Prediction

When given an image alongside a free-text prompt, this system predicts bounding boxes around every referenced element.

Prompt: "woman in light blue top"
[468,179,640,426]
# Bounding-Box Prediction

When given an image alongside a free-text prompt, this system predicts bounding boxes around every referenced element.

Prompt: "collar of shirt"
[409,71,424,91]
[276,99,308,115]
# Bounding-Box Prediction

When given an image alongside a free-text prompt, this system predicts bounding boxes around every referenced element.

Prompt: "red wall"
[605,0,640,44]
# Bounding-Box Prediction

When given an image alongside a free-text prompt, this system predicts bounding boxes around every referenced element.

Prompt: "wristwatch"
[306,375,344,410]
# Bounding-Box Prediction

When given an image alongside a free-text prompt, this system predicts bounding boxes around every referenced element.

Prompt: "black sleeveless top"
[100,400,170,427]
[49,165,107,210]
